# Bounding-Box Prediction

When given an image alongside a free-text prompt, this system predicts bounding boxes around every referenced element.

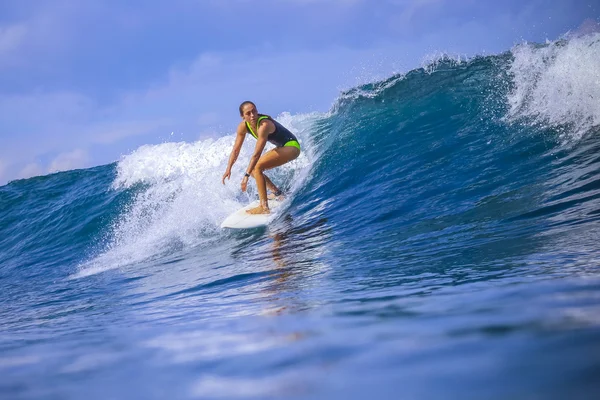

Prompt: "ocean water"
[1,34,600,399]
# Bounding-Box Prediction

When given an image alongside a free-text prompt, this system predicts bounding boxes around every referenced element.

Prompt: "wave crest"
[507,33,600,139]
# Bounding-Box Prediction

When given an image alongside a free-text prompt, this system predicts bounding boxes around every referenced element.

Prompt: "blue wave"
[1,34,600,399]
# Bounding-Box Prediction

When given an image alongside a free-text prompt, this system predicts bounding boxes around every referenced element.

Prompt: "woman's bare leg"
[248,147,300,214]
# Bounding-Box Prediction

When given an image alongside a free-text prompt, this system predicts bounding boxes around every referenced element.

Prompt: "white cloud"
[48,149,89,173]
[196,112,220,126]
[387,0,447,28]
[0,91,95,163]
[87,120,171,145]
[0,159,6,182]
[0,91,94,125]
[0,23,27,56]
[0,90,167,162]
[17,162,44,180]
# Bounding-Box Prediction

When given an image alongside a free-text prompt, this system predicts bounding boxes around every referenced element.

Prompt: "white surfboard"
[221,199,282,229]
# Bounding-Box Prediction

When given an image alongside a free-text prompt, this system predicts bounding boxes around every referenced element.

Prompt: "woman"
[222,101,300,214]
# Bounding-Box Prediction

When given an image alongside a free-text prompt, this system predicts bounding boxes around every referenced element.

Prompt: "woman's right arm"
[222,122,247,184]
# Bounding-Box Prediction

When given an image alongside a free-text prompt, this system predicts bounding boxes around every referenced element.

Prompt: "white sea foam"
[507,33,600,140]
[74,112,320,278]
[420,52,468,74]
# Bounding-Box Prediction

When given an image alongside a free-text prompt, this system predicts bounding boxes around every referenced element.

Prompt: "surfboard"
[220,199,282,229]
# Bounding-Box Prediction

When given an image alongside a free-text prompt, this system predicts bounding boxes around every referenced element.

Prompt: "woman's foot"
[247,205,270,215]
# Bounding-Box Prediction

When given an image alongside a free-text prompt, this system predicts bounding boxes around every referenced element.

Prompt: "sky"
[0,0,597,184]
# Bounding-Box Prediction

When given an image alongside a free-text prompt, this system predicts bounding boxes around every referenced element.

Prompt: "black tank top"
[246,114,297,147]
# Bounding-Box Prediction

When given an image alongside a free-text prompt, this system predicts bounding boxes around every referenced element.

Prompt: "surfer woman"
[221,101,300,214]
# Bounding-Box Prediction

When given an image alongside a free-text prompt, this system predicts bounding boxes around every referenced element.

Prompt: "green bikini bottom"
[283,140,301,151]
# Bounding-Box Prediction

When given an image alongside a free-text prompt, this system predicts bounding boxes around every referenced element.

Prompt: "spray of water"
[74,112,320,278]
[507,33,600,140]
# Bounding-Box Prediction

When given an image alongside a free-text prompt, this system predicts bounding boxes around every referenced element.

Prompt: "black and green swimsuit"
[246,114,300,150]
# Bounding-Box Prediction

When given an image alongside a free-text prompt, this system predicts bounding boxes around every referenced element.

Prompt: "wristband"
[244,173,250,178]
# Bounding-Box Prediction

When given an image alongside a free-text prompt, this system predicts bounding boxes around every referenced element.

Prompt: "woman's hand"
[240,175,249,192]
[222,169,231,184]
